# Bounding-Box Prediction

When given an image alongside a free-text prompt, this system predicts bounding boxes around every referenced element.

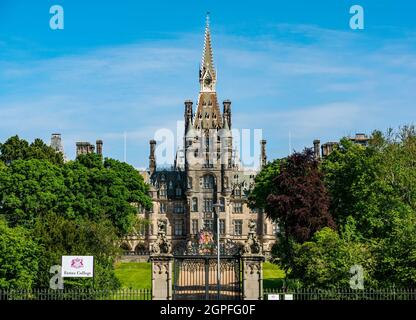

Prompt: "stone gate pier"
[150,221,173,300]
[242,221,265,300]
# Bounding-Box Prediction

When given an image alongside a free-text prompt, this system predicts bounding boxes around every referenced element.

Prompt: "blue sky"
[1,0,416,168]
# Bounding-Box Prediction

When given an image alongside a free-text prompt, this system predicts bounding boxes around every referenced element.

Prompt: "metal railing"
[263,287,416,300]
[0,289,152,300]
[3,287,415,300]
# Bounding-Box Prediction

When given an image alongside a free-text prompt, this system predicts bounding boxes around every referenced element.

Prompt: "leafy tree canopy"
[0,218,40,289]
[0,135,63,165]
[264,148,335,243]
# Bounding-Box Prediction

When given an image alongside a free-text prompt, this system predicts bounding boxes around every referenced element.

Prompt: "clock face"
[204,77,212,85]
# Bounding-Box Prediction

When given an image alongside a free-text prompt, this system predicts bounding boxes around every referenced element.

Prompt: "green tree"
[0,135,29,164]
[0,218,40,289]
[322,137,399,238]
[0,135,63,165]
[320,127,416,287]
[248,159,281,210]
[290,227,376,289]
[64,154,152,235]
[0,159,67,227]
[375,209,416,287]
[0,152,152,235]
[27,138,64,165]
[32,213,121,289]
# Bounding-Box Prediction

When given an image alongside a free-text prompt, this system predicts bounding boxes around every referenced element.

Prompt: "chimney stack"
[96,140,103,155]
[260,139,267,168]
[149,140,156,174]
[313,139,320,160]
[184,100,193,132]
[76,142,94,157]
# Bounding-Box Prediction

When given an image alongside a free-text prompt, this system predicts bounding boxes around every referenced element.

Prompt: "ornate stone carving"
[153,262,169,275]
[151,221,172,255]
[243,221,262,255]
[245,261,261,275]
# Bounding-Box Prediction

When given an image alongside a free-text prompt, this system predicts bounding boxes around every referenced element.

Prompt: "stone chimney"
[313,139,320,160]
[223,100,232,129]
[260,139,267,168]
[149,140,156,175]
[96,140,103,155]
[76,142,95,157]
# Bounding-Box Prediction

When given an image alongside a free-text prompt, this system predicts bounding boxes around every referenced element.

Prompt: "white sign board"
[284,294,294,300]
[61,256,94,278]
[268,294,280,300]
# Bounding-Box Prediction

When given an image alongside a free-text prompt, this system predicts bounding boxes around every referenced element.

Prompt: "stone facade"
[123,17,277,256]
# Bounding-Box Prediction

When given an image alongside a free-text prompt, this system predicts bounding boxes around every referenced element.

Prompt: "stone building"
[313,133,370,159]
[76,140,103,157]
[122,17,277,256]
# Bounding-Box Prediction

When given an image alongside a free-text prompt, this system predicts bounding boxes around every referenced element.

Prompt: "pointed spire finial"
[200,12,216,92]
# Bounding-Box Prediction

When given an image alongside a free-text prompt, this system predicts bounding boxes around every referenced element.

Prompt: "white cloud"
[1,25,415,166]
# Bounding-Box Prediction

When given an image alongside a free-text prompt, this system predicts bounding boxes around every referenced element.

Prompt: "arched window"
[192,198,198,212]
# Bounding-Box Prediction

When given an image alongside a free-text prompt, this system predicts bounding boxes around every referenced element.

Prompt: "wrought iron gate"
[173,255,242,300]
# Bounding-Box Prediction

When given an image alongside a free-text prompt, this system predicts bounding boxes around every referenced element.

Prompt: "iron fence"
[2,287,416,300]
[0,289,151,300]
[264,287,416,300]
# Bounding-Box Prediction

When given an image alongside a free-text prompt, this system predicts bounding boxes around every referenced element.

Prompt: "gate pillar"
[242,221,265,300]
[242,255,264,300]
[150,254,173,300]
[150,221,173,300]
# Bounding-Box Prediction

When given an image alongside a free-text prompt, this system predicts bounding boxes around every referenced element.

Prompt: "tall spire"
[200,12,216,93]
[194,13,222,129]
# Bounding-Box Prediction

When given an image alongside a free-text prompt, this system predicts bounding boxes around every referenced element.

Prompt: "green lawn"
[114,261,285,290]
[263,262,285,289]
[114,262,152,289]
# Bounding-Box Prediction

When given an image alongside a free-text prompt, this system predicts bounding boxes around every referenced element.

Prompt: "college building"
[121,17,278,257]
